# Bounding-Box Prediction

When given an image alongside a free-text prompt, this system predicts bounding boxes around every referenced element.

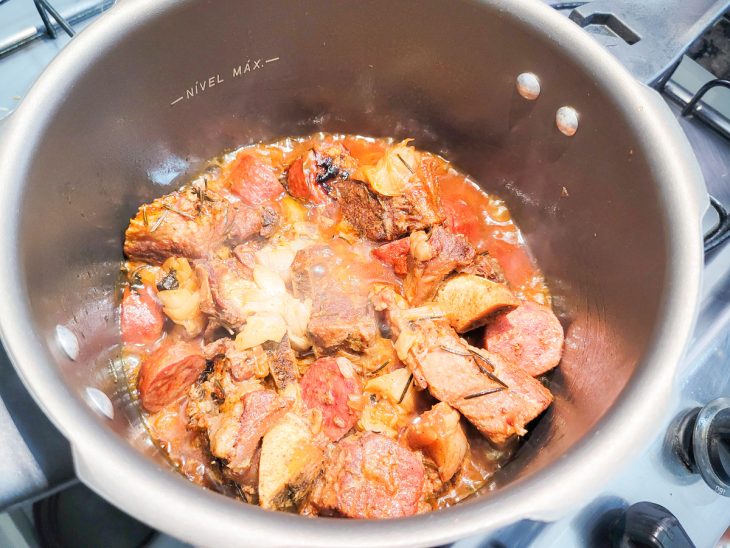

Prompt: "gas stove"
[2,1,730,546]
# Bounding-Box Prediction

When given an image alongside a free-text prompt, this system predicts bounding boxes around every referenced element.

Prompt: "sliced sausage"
[372,237,410,276]
[137,339,206,413]
[286,153,331,205]
[312,432,424,519]
[121,285,165,345]
[484,301,564,377]
[228,153,284,205]
[285,143,356,205]
[301,357,362,441]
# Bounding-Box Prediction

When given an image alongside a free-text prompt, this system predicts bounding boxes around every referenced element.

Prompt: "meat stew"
[120,134,563,518]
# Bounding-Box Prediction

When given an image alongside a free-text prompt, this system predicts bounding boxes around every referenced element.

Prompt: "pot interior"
[13,0,669,514]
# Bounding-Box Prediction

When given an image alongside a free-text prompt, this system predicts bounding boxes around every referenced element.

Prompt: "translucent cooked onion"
[253,264,287,297]
[361,139,418,196]
[282,296,312,351]
[157,258,206,337]
[235,313,288,350]
[394,327,417,361]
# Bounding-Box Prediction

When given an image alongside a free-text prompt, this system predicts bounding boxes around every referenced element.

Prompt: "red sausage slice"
[138,340,206,413]
[301,357,362,441]
[372,238,410,276]
[121,285,165,345]
[286,152,331,205]
[228,153,284,205]
[314,433,424,519]
[484,301,564,377]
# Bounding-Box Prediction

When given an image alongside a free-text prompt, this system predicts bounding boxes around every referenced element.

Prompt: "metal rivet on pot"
[85,387,114,420]
[556,106,579,136]
[516,72,541,100]
[56,325,79,361]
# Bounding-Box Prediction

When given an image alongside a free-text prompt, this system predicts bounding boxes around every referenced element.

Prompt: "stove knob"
[610,501,694,548]
[673,397,730,496]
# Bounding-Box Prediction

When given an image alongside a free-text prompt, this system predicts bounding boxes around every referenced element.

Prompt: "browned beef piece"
[263,335,299,392]
[290,246,377,354]
[308,288,377,354]
[310,432,424,518]
[124,187,277,264]
[196,256,254,330]
[404,226,476,305]
[290,245,333,301]
[188,359,291,477]
[232,241,261,274]
[373,287,552,446]
[229,390,291,471]
[335,177,444,242]
[203,338,256,382]
[458,252,506,284]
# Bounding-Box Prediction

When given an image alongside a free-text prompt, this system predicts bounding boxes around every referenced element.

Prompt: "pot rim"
[0,0,704,546]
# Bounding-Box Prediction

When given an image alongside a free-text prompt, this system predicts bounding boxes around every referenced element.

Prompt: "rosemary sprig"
[468,347,508,388]
[368,359,390,377]
[402,307,446,322]
[163,203,196,220]
[396,153,414,174]
[463,387,505,400]
[441,343,509,389]
[439,344,471,357]
[149,210,168,232]
[467,345,495,371]
[398,373,414,404]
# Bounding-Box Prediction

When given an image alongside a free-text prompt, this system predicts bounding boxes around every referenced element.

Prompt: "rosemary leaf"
[398,373,414,404]
[463,387,505,400]
[368,360,390,377]
[163,203,196,220]
[149,209,168,232]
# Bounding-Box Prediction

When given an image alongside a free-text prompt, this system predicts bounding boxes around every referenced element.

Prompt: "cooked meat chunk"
[121,285,164,345]
[434,274,518,333]
[335,177,444,242]
[374,287,552,445]
[263,335,299,392]
[124,187,276,264]
[203,337,257,382]
[196,256,256,330]
[227,389,291,472]
[290,245,377,353]
[405,226,476,305]
[372,237,410,276]
[334,147,444,241]
[189,372,291,476]
[289,244,332,300]
[137,339,205,413]
[258,206,279,238]
[259,412,323,511]
[226,152,284,205]
[407,402,468,482]
[311,432,424,518]
[458,252,506,284]
[286,142,357,204]
[301,357,362,441]
[232,241,260,275]
[308,289,377,353]
[484,301,564,376]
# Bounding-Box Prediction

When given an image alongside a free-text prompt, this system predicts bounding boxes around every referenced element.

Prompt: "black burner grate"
[0,0,115,58]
